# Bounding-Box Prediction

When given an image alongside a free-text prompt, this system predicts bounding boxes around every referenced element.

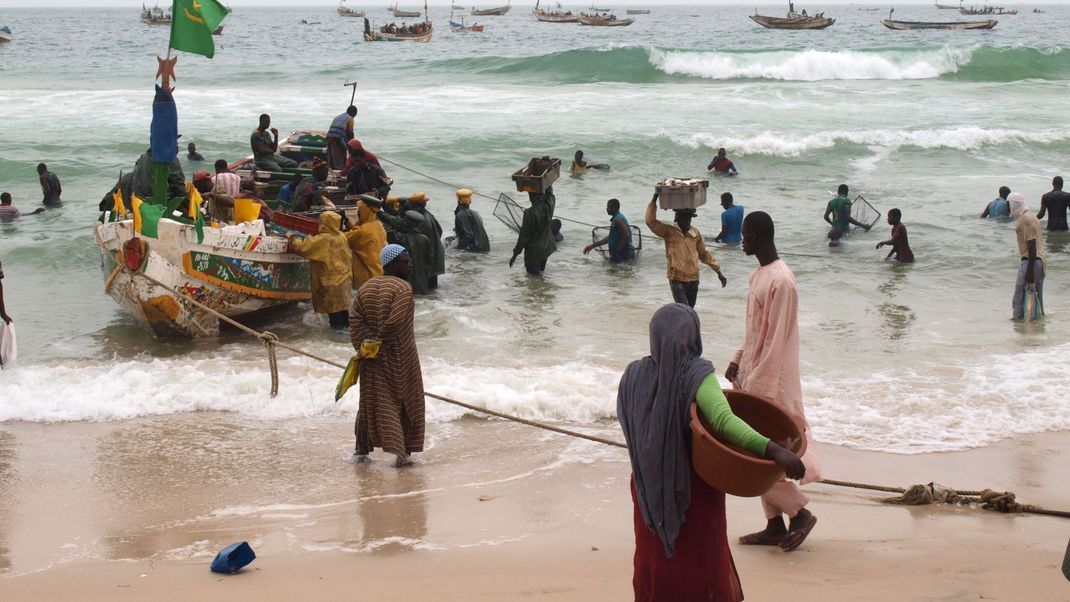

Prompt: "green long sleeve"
[695,374,770,457]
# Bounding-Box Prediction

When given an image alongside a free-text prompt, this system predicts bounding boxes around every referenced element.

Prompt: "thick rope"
[260,331,281,398]
[124,269,1068,519]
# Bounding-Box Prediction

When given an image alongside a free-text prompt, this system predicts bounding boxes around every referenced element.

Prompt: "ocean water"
[1,5,1069,453]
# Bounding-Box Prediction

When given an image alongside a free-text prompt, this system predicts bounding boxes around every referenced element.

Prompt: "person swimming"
[570,150,609,172]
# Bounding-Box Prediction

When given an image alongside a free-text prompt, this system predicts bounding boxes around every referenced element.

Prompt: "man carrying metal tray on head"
[646,179,726,308]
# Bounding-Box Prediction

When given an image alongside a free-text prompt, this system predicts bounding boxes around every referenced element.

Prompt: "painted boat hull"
[750,14,836,29]
[94,219,311,338]
[881,18,997,29]
[338,8,366,17]
[0,30,11,43]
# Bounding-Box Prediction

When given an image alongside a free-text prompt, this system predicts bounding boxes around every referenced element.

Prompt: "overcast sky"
[2,0,1047,7]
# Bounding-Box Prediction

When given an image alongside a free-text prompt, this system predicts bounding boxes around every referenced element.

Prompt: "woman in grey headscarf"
[618,303,804,602]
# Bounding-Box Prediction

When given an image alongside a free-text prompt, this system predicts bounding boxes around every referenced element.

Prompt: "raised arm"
[645,193,671,238]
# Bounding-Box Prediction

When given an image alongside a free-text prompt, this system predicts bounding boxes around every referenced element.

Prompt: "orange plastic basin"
[690,390,807,498]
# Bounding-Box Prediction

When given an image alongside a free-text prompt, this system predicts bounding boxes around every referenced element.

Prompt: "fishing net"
[591,225,643,260]
[493,192,525,233]
[852,195,882,230]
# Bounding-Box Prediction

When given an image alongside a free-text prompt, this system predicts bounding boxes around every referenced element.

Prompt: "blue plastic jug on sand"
[210,541,256,574]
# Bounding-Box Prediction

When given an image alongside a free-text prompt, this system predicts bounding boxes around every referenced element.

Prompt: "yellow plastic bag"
[335,356,360,401]
[360,338,381,359]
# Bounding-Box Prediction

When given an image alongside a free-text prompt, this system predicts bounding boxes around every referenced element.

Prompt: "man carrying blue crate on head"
[646,183,727,308]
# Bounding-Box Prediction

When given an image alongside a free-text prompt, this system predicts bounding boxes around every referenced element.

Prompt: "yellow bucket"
[233,198,262,223]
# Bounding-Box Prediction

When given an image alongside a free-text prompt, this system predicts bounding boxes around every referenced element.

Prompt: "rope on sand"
[126,269,1069,520]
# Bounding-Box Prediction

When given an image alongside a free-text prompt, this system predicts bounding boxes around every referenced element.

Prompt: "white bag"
[0,321,17,368]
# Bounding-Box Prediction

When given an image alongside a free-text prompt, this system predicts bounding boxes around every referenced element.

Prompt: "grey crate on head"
[591,225,643,260]
[852,195,882,230]
[493,192,526,234]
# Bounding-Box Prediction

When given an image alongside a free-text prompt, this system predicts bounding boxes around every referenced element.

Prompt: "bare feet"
[739,517,787,546]
[780,509,817,552]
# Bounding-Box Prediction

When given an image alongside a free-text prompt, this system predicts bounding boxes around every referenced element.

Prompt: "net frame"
[591,225,643,261]
[852,194,882,230]
[493,192,526,233]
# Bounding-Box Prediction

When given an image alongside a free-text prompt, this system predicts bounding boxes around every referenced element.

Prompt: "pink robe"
[731,260,821,518]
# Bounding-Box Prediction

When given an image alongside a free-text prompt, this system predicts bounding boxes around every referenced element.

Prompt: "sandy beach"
[0,416,1067,601]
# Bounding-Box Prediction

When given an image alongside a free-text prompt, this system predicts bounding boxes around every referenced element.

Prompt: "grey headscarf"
[617,303,715,557]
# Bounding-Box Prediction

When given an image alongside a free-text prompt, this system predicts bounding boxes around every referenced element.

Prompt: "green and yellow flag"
[132,194,164,239]
[169,0,228,58]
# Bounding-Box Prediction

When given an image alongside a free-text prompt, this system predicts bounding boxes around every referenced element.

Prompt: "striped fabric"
[349,276,425,457]
[212,172,241,197]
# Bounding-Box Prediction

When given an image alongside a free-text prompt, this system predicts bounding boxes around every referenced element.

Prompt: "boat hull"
[534,10,578,22]
[94,219,311,338]
[338,8,366,17]
[471,5,510,15]
[392,9,422,17]
[750,14,835,29]
[881,18,997,29]
[578,15,634,26]
[364,28,433,41]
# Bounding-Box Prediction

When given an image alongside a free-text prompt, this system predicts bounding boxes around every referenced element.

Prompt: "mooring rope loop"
[121,268,1069,519]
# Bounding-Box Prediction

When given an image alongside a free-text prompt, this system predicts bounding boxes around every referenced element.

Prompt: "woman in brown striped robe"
[349,244,425,466]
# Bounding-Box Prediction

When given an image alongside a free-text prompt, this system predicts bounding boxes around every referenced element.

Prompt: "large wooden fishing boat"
[450,13,485,32]
[881,16,997,29]
[750,3,834,29]
[533,0,579,22]
[390,2,422,17]
[578,12,633,26]
[95,218,311,338]
[471,1,511,16]
[338,0,366,17]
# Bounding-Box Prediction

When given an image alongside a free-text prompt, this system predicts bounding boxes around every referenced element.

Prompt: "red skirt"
[631,468,743,602]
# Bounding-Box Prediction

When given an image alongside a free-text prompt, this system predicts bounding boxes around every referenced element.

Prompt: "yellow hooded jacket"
[290,212,353,314]
[345,201,388,290]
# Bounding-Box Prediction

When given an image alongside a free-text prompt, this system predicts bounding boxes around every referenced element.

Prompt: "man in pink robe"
[726,211,821,552]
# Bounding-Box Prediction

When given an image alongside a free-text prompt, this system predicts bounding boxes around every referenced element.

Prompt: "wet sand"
[0,416,1067,601]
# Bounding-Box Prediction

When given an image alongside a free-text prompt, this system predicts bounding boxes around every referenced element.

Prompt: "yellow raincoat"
[290,212,353,314]
[345,201,388,290]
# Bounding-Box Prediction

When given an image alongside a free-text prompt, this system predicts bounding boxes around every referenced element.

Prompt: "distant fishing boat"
[471,1,511,16]
[533,0,579,22]
[0,26,11,43]
[588,5,611,10]
[365,2,433,42]
[750,2,835,29]
[934,1,961,8]
[881,9,997,29]
[140,2,172,24]
[578,12,633,26]
[338,0,366,17]
[960,5,1017,15]
[391,2,423,17]
[626,9,650,15]
[450,8,485,31]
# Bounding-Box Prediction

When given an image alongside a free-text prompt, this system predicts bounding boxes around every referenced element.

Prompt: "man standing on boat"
[251,114,298,172]
[326,106,357,171]
[37,163,62,207]
[645,193,726,307]
[726,211,821,552]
